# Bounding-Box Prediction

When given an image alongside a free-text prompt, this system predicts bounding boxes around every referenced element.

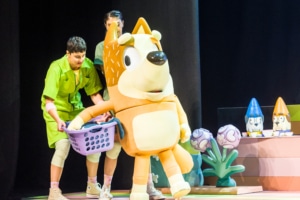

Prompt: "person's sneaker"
[86,182,101,198]
[99,185,113,200]
[48,188,69,200]
[147,184,166,200]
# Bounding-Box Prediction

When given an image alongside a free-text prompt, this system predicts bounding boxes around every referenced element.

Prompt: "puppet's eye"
[249,118,254,124]
[123,47,140,70]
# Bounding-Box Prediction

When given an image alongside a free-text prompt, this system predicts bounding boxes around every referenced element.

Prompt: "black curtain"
[0,0,19,199]
[2,0,201,199]
[6,0,300,199]
[200,0,300,134]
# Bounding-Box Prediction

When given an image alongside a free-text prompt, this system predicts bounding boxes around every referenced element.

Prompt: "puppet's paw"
[170,181,190,199]
[67,116,84,130]
[129,192,149,200]
[180,123,191,143]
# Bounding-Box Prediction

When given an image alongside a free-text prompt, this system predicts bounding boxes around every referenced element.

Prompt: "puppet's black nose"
[147,51,167,66]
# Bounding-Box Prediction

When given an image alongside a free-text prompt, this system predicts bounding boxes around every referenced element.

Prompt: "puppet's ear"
[132,17,152,34]
[118,33,134,46]
[152,30,162,41]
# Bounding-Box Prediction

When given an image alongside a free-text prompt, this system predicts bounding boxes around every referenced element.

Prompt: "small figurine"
[272,97,293,136]
[245,98,264,137]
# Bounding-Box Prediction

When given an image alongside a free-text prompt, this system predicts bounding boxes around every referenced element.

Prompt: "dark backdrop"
[200,0,300,133]
[0,0,19,199]
[1,0,200,199]
[3,0,300,199]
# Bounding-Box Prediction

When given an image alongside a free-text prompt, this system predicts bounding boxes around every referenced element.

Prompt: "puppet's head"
[103,17,174,102]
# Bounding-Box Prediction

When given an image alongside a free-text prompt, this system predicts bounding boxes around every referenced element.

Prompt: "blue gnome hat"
[245,98,264,123]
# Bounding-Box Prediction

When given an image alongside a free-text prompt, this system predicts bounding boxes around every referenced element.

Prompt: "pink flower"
[190,128,213,152]
[217,124,241,149]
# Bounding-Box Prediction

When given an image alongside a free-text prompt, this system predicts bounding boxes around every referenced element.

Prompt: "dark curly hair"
[66,36,87,53]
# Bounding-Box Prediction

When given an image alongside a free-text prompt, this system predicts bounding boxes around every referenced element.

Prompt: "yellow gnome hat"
[273,97,289,116]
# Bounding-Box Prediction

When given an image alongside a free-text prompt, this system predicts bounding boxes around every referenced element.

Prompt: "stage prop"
[190,125,245,187]
[160,185,263,195]
[243,96,294,138]
[271,97,293,136]
[245,97,264,137]
[288,104,300,134]
[207,97,300,191]
[176,125,262,195]
[64,118,121,156]
[153,125,262,195]
[205,136,300,191]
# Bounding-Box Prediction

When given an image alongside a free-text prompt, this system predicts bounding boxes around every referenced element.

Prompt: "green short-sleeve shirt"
[94,41,110,100]
[41,55,103,147]
[94,41,104,66]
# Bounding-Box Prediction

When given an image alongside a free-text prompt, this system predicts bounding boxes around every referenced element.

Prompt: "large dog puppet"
[68,17,193,200]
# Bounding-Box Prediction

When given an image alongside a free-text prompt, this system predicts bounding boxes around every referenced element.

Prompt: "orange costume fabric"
[69,17,193,200]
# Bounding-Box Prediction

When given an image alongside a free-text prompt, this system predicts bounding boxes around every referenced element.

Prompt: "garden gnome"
[245,97,264,137]
[272,97,293,136]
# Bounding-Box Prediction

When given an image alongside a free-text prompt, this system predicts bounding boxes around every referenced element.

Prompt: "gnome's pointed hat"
[273,97,289,116]
[245,97,264,119]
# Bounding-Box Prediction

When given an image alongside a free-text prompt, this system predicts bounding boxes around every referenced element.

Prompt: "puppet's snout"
[147,51,167,66]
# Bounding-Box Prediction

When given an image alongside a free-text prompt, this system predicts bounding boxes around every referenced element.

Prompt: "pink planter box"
[205,136,300,191]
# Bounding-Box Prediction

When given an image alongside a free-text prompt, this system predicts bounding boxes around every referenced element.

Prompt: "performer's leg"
[48,139,70,200]
[86,153,101,198]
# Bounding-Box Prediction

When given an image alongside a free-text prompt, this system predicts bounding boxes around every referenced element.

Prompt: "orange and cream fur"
[68,17,193,200]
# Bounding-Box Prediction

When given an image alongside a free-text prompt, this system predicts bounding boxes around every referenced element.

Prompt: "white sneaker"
[48,188,69,200]
[99,185,113,200]
[86,182,101,198]
[147,184,165,200]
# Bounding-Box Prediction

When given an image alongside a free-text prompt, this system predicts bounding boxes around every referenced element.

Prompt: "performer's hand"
[95,112,112,123]
[57,119,66,132]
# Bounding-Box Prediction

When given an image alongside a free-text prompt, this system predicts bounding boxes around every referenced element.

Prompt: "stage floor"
[22,187,300,200]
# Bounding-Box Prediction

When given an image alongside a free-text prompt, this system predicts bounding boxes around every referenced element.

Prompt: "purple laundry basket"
[64,121,117,156]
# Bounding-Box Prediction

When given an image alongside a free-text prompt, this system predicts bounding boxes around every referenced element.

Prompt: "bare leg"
[98,156,118,199]
[50,164,63,184]
[104,156,118,177]
[85,159,102,198]
[49,164,68,200]
[86,159,99,177]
